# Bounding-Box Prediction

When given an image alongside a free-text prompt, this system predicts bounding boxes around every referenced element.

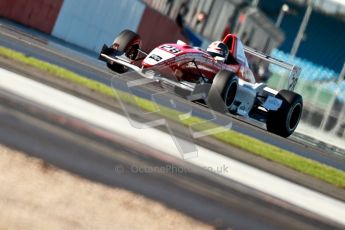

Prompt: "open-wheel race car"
[99,29,303,137]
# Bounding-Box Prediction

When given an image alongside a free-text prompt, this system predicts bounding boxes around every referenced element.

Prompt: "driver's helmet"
[207,41,229,61]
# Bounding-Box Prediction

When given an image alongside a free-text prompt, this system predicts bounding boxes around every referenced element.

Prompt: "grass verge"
[1,45,344,188]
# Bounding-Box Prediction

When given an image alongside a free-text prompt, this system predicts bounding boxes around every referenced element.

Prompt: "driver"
[206,41,229,63]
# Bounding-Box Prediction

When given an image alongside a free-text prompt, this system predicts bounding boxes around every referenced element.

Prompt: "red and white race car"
[99,29,303,137]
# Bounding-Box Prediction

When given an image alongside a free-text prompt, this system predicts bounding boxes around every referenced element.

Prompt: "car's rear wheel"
[207,70,238,113]
[107,30,141,73]
[266,90,303,137]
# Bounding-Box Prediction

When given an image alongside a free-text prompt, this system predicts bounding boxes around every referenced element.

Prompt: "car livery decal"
[143,48,175,66]
[160,45,182,54]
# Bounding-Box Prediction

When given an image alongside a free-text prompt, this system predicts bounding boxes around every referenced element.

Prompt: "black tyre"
[266,90,303,137]
[107,29,141,73]
[207,70,238,113]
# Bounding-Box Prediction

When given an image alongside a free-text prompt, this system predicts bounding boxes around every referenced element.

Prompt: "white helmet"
[207,41,229,61]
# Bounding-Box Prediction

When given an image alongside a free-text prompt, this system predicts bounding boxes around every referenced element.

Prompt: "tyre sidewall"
[207,70,238,113]
[108,30,141,73]
[113,30,141,55]
[267,90,303,137]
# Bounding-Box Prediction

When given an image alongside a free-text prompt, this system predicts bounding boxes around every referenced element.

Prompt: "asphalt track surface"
[0,75,343,230]
[0,20,344,171]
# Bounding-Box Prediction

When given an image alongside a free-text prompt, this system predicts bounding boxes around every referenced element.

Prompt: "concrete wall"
[52,0,145,53]
[137,7,187,51]
[0,0,63,34]
[0,0,189,54]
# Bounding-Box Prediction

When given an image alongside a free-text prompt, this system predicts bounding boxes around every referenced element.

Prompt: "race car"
[99,29,303,137]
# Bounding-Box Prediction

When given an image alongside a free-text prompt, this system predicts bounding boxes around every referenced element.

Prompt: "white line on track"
[1,68,345,225]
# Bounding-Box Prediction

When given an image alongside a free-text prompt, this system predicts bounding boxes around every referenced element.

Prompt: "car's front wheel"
[207,70,238,113]
[107,30,141,73]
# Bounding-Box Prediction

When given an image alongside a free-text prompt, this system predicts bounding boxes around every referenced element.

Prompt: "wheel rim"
[125,45,139,60]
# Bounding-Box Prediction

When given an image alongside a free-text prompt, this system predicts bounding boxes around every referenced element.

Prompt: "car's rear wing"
[244,46,301,91]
